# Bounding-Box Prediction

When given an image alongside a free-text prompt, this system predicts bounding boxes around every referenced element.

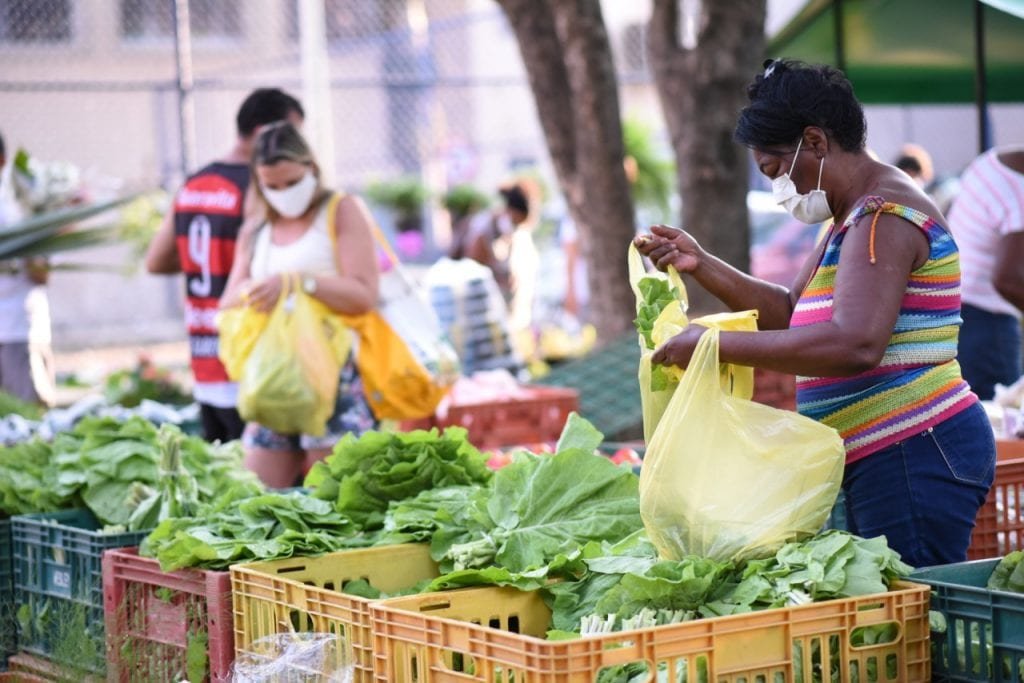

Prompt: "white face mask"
[771,137,832,224]
[261,170,317,218]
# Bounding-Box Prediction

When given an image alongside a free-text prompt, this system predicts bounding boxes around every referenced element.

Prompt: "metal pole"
[832,0,846,72]
[974,0,990,153]
[172,0,197,175]
[299,0,337,185]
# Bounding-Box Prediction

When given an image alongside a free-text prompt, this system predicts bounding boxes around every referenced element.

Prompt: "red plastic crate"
[968,441,1024,560]
[102,548,233,683]
[403,385,579,448]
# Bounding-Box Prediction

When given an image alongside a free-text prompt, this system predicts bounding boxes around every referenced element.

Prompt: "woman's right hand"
[633,225,704,274]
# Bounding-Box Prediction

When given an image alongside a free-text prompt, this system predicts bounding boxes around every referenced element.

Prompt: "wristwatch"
[302,275,318,295]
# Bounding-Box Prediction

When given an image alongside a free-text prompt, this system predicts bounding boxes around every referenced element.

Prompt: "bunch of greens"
[0,389,45,420]
[987,550,1024,592]
[42,416,260,528]
[427,415,643,575]
[140,491,359,571]
[305,427,492,530]
[103,357,192,408]
[124,427,201,531]
[633,276,680,350]
[543,530,912,638]
[0,438,75,515]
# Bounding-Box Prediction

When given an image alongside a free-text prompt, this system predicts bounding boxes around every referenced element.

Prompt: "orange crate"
[102,547,234,683]
[371,582,932,682]
[230,544,439,683]
[404,386,579,448]
[967,440,1024,559]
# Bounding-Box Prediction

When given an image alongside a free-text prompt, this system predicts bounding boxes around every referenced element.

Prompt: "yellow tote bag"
[640,327,845,562]
[341,310,452,420]
[324,193,457,420]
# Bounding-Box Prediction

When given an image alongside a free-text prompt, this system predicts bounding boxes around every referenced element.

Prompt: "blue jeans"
[842,402,995,568]
[958,302,1022,400]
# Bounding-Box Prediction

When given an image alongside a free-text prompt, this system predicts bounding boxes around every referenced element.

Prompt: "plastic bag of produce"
[629,243,756,441]
[640,327,844,562]
[232,633,353,682]
[236,275,353,437]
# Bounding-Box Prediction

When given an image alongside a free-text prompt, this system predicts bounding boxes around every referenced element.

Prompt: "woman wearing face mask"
[634,59,995,568]
[221,121,379,487]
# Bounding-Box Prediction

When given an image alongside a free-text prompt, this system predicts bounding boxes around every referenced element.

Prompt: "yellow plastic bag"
[629,244,757,441]
[640,327,845,562]
[217,306,269,381]
[236,276,353,436]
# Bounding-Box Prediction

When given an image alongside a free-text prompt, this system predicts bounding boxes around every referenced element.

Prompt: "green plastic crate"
[1,518,12,667]
[12,509,149,672]
[537,333,642,440]
[910,558,1024,682]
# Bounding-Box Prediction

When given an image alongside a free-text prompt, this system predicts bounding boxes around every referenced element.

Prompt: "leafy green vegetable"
[430,447,643,573]
[126,426,201,531]
[140,491,359,571]
[544,530,912,636]
[305,427,491,530]
[16,416,262,526]
[987,550,1024,592]
[633,276,679,350]
[0,438,78,515]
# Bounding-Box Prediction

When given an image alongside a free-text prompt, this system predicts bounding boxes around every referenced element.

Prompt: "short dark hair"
[895,155,923,176]
[734,59,866,153]
[499,184,529,215]
[236,88,304,138]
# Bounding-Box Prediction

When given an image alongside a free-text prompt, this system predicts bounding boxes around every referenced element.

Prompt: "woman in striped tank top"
[634,59,995,568]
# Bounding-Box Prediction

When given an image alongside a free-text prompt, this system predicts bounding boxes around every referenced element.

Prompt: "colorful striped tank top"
[790,195,977,464]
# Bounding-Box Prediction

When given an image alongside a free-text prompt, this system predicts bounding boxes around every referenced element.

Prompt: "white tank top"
[250,199,338,280]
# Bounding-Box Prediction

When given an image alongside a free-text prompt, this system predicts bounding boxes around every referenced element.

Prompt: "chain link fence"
[0,0,657,351]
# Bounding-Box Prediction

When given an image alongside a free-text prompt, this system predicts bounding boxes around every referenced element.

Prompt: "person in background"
[459,181,533,302]
[893,143,934,190]
[220,122,379,488]
[946,145,1024,401]
[635,59,994,568]
[0,130,55,406]
[146,88,304,443]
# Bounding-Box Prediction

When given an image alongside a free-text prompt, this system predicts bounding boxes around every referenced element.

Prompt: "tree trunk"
[647,0,766,314]
[497,0,637,340]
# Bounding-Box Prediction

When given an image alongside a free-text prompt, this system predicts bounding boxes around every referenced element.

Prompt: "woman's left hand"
[652,324,706,368]
[243,274,285,313]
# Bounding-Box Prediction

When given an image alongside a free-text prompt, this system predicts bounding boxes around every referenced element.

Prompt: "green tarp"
[768,0,1024,104]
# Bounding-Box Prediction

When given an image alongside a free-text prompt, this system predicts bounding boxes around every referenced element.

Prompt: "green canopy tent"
[768,0,1024,152]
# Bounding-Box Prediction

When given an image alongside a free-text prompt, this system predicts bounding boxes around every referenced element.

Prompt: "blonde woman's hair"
[250,120,328,221]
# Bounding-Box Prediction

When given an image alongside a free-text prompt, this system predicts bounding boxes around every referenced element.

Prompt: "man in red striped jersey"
[146,89,304,442]
[947,146,1024,400]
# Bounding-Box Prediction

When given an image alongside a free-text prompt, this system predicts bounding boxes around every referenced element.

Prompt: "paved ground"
[52,339,192,406]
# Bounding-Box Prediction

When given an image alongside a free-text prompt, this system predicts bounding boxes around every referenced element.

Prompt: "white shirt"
[0,175,50,344]
[948,147,1024,317]
[250,200,338,281]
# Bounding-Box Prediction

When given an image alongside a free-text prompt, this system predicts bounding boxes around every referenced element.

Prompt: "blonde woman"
[221,122,379,487]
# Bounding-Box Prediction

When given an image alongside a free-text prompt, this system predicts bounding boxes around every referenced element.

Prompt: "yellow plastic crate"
[371,581,932,682]
[230,543,439,682]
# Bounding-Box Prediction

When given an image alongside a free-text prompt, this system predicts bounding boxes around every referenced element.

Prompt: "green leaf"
[555,412,604,454]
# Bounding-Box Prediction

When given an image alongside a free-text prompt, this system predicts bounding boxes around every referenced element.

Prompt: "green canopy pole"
[833,0,846,72]
[974,1,991,153]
